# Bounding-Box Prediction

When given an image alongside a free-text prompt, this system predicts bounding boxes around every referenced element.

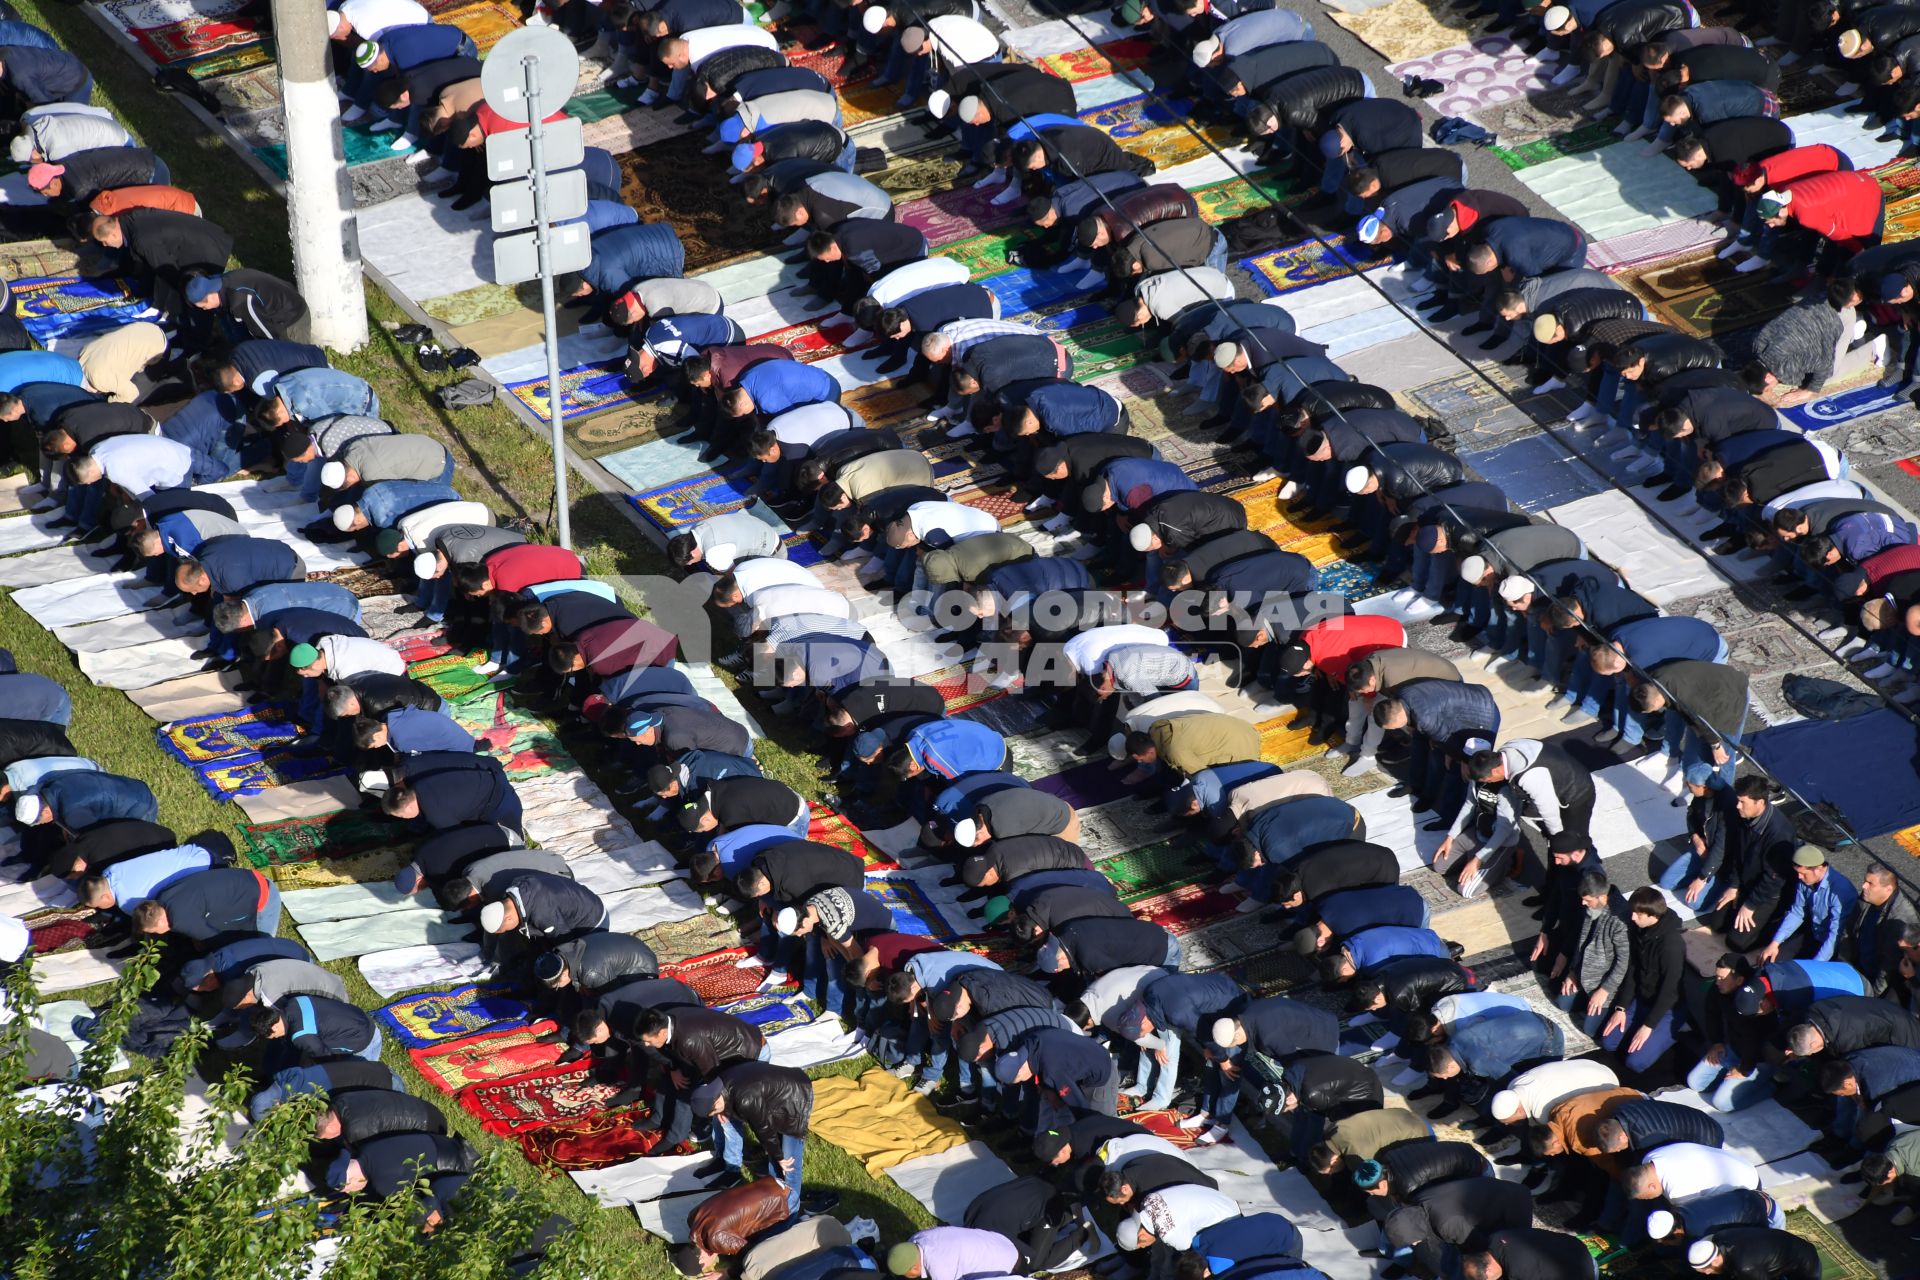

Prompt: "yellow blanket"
[808,1070,972,1176]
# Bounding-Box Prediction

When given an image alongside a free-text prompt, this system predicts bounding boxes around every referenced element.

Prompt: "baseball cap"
[852,727,888,759]
[1191,36,1221,65]
[24,162,64,190]
[993,1047,1030,1084]
[1732,983,1768,1017]
[624,712,663,736]
[413,551,438,579]
[718,117,745,144]
[730,142,757,172]
[1531,313,1561,342]
[1116,1215,1144,1249]
[1036,938,1067,971]
[1498,575,1534,604]
[1424,208,1457,241]
[960,854,993,887]
[1318,129,1346,158]
[1117,1000,1151,1042]
[675,800,711,832]
[353,39,381,66]
[1792,844,1827,868]
[287,643,321,670]
[1275,639,1312,676]
[331,504,358,532]
[1879,272,1913,299]
[1755,189,1792,219]
[1033,1128,1072,1162]
[13,795,42,825]
[1457,554,1490,582]
[690,1078,726,1117]
[1344,465,1372,494]
[479,901,510,933]
[1356,207,1387,242]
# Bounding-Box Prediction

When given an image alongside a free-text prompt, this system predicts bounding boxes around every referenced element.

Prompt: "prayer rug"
[204,63,281,115]
[1329,0,1474,63]
[866,873,959,941]
[950,933,1023,968]
[252,118,420,176]
[445,688,573,778]
[457,1059,623,1134]
[872,155,968,205]
[1386,35,1553,119]
[1310,557,1386,604]
[1194,173,1301,224]
[407,650,497,701]
[441,0,521,52]
[664,945,793,1003]
[410,1020,565,1094]
[1054,316,1151,379]
[939,225,1045,282]
[1033,759,1138,810]
[564,84,643,126]
[25,905,100,955]
[711,992,815,1034]
[182,41,274,78]
[810,804,897,870]
[1037,36,1154,82]
[1516,145,1718,242]
[1127,882,1240,934]
[897,185,1025,250]
[506,357,643,423]
[100,0,247,29]
[919,661,1006,715]
[809,1069,972,1176]
[1749,710,1920,837]
[0,239,81,280]
[1878,191,1920,244]
[1584,216,1724,272]
[323,562,410,599]
[643,910,743,964]
[1124,1108,1203,1147]
[1783,381,1908,431]
[629,472,765,531]
[192,751,344,800]
[1242,239,1367,297]
[520,1109,665,1172]
[377,982,531,1050]
[619,134,779,274]
[1458,433,1610,513]
[566,395,683,460]
[130,13,264,63]
[158,704,301,765]
[756,315,861,365]
[269,847,407,891]
[10,276,155,345]
[1489,120,1619,171]
[1096,839,1216,898]
[1780,1208,1876,1279]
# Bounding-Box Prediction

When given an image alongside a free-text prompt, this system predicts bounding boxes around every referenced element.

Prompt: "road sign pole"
[524,54,571,551]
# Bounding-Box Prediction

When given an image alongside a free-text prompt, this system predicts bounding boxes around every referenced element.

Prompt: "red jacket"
[575,617,679,675]
[1302,616,1407,686]
[475,103,568,138]
[1732,144,1843,190]
[484,544,582,594]
[1780,170,1883,248]
[1863,542,1920,588]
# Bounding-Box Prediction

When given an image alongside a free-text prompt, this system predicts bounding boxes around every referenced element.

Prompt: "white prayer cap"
[1107,731,1129,761]
[862,5,888,32]
[1211,340,1241,370]
[320,461,348,490]
[775,906,800,936]
[1646,1211,1676,1240]
[926,89,953,118]
[1490,1090,1521,1120]
[1129,523,1156,552]
[13,795,41,825]
[413,552,438,579]
[8,136,30,164]
[1191,36,1221,66]
[0,914,27,963]
[479,901,509,933]
[327,9,345,34]
[332,504,358,532]
[1457,554,1490,582]
[952,818,978,846]
[1344,465,1373,494]
[1209,1016,1237,1046]
[1117,1215,1144,1249]
[1498,575,1534,604]
[958,95,984,121]
[1687,1241,1719,1269]
[1542,4,1571,26]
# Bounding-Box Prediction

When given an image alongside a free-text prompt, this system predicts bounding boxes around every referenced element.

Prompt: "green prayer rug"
[1489,121,1618,171]
[1097,839,1217,899]
[242,808,406,868]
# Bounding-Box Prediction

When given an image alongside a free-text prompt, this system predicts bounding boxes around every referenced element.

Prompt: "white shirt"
[398,501,491,552]
[1062,624,1169,676]
[906,500,998,542]
[747,583,854,629]
[1083,964,1162,1033]
[868,256,971,309]
[1508,1059,1621,1120]
[91,434,189,498]
[1761,477,1864,521]
[730,557,822,597]
[1097,1133,1186,1169]
[1121,690,1221,733]
[768,402,852,449]
[685,22,780,66]
[1141,1184,1239,1250]
[740,89,840,132]
[319,635,406,681]
[1647,1142,1760,1201]
[338,0,430,38]
[922,14,1001,66]
[1433,991,1531,1032]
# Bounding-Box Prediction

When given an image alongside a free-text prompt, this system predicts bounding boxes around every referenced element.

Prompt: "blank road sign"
[491,221,592,286]
[480,27,581,123]
[484,115,585,182]
[491,168,589,234]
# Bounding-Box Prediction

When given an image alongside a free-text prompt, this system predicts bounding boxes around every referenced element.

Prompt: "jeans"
[1685,1054,1775,1112]
[255,882,283,935]
[1136,1028,1183,1112]
[1679,707,1744,789]
[1596,1000,1677,1076]
[351,1025,385,1062]
[1654,847,1723,911]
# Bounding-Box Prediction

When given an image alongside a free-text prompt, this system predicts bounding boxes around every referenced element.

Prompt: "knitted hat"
[1191,36,1221,66]
[326,1151,356,1189]
[690,1078,726,1117]
[1344,465,1373,494]
[24,162,63,191]
[862,5,888,31]
[852,727,888,760]
[1792,844,1827,867]
[288,643,321,670]
[1687,1241,1719,1269]
[533,952,566,983]
[624,711,663,736]
[806,886,856,941]
[1879,272,1914,300]
[353,39,381,67]
[1498,575,1534,604]
[413,551,438,580]
[1490,1090,1522,1121]
[1318,128,1346,158]
[331,504,358,532]
[1531,313,1561,342]
[1129,523,1156,552]
[1457,554,1490,582]
[479,901,510,933]
[885,1243,921,1276]
[1211,340,1241,370]
[13,795,41,825]
[374,529,406,557]
[1352,1159,1387,1189]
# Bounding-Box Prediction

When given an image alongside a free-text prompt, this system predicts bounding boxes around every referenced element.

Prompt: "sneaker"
[758,968,791,990]
[1250,466,1278,483]
[913,1076,940,1096]
[1341,755,1379,778]
[472,659,502,676]
[1177,1111,1212,1131]
[889,1061,917,1079]
[1195,1124,1231,1146]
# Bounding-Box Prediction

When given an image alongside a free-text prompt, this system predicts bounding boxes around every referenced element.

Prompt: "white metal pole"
[524,54,572,550]
[270,0,369,352]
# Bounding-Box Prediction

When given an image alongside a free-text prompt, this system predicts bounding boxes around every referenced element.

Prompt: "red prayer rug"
[456,1058,626,1135]
[26,905,100,955]
[664,945,795,1005]
[131,14,263,63]
[809,804,897,870]
[1129,884,1242,936]
[1124,1107,1203,1149]
[520,1110,670,1172]
[410,1021,563,1094]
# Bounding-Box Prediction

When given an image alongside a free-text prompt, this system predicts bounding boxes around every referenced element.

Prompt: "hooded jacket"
[497,871,604,942]
[1776,170,1883,248]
